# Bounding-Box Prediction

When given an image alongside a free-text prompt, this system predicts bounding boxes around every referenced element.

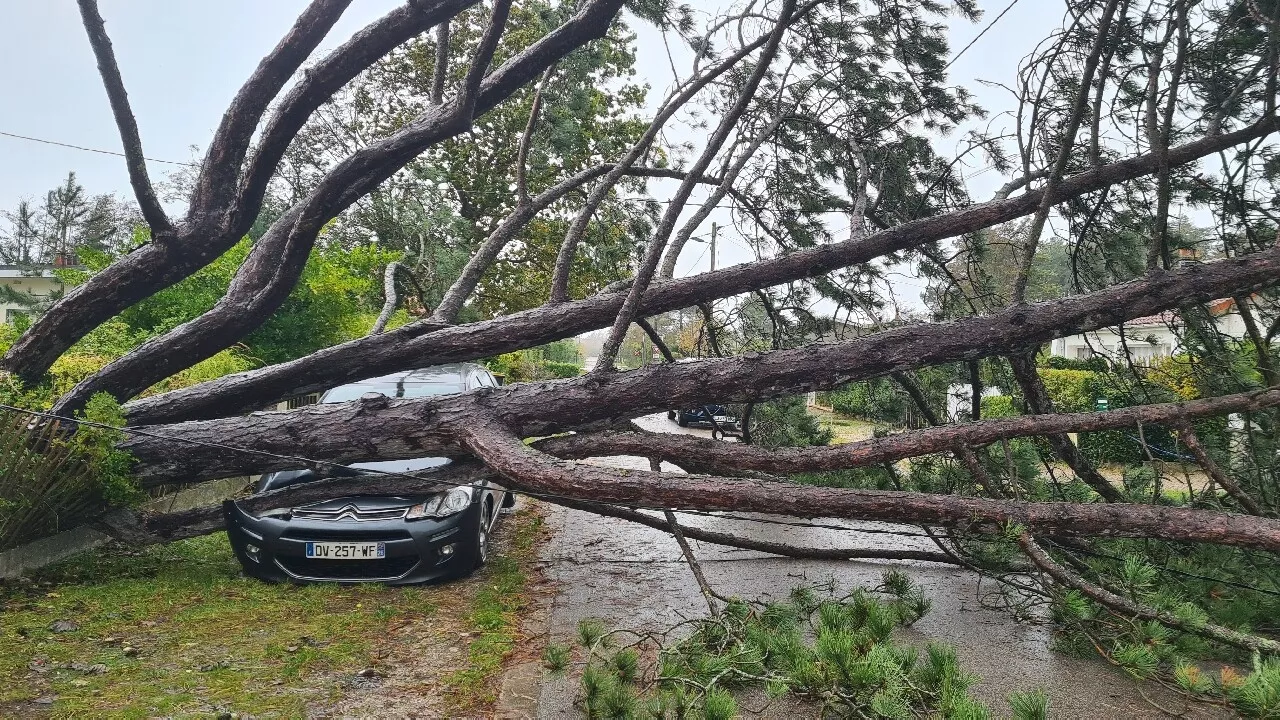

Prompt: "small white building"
[1049,298,1254,364]
[0,265,65,325]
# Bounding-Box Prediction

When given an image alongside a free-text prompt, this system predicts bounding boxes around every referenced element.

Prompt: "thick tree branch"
[235,0,478,233]
[190,0,356,223]
[431,20,451,104]
[532,391,1280,492]
[50,0,624,413]
[91,465,961,567]
[460,416,1280,554]
[75,0,170,232]
[124,246,1280,464]
[371,261,405,336]
[118,117,1280,425]
[0,0,480,386]
[457,0,512,113]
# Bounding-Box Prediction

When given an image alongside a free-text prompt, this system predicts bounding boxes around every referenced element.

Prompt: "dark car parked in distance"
[224,363,512,585]
[667,405,739,429]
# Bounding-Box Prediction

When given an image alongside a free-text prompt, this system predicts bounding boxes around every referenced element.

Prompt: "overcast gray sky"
[0,0,1059,304]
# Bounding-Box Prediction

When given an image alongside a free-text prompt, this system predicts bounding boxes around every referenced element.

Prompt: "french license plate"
[305,541,386,560]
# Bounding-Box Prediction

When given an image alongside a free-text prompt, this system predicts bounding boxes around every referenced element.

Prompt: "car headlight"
[258,507,292,519]
[405,487,473,520]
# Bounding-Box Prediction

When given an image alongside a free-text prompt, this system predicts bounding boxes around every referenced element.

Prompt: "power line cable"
[943,0,1025,71]
[0,128,849,217]
[0,402,935,540]
[858,0,1025,139]
[0,130,196,167]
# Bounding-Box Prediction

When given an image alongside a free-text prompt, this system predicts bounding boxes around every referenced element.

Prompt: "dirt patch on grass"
[327,502,551,718]
[0,503,550,718]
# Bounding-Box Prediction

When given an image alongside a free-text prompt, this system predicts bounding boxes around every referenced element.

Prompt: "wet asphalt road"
[529,413,1229,719]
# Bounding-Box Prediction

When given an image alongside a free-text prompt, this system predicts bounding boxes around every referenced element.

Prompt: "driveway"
[520,413,1227,719]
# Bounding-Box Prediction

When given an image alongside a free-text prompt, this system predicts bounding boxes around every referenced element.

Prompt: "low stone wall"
[0,476,252,579]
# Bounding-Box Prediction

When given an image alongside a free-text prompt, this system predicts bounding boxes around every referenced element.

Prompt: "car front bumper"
[222,499,482,585]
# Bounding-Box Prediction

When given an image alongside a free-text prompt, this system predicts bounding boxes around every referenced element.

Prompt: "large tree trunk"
[120,247,1280,486]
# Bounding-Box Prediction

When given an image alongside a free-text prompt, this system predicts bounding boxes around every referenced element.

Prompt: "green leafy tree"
[277,2,654,317]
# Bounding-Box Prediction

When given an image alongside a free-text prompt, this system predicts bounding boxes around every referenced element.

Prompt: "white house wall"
[0,274,64,324]
[1050,311,1253,363]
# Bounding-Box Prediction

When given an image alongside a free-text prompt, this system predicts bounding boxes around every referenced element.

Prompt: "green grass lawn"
[809,407,878,444]
[0,507,546,718]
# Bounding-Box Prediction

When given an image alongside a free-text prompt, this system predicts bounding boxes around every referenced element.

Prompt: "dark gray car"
[223,363,512,585]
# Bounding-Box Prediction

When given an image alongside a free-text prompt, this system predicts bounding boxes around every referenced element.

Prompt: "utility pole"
[709,221,717,272]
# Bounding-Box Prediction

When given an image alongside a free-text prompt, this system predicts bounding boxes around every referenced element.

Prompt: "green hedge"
[990,369,1228,464]
[1038,369,1101,413]
[827,379,907,424]
[980,395,1018,419]
[542,361,583,379]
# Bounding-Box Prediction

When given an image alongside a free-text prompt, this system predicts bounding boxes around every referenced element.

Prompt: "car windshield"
[321,379,465,404]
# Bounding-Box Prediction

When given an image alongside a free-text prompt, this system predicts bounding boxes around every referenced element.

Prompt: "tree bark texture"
[120,249,1280,484]
[458,416,1280,554]
[534,389,1280,479]
[120,117,1280,426]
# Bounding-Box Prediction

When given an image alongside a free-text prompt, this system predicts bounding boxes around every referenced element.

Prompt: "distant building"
[1049,297,1255,365]
[0,265,67,325]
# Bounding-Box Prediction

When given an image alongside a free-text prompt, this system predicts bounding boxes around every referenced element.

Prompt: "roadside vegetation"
[443,505,548,710]
[0,507,547,717]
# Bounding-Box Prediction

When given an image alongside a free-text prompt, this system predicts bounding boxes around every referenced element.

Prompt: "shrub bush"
[828,379,908,424]
[542,360,583,379]
[1038,369,1099,413]
[746,395,833,448]
[980,395,1018,419]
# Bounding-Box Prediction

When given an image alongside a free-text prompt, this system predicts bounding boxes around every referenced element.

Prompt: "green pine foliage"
[1039,536,1280,716]
[1226,659,1280,718]
[745,395,834,449]
[0,393,138,551]
[570,575,1017,718]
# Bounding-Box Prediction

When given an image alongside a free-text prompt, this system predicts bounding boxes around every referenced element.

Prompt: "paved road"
[524,413,1226,719]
